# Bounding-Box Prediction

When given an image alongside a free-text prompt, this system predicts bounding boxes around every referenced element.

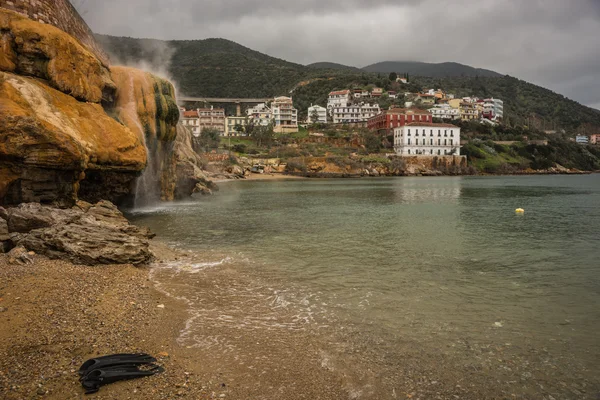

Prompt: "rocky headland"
[0,7,221,209]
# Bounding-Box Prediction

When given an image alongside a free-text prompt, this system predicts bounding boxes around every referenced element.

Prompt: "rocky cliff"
[0,7,209,207]
[285,155,472,177]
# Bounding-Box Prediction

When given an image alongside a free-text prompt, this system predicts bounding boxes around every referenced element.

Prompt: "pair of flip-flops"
[78,353,164,394]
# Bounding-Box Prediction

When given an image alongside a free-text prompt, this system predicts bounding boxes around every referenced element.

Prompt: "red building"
[367,108,433,135]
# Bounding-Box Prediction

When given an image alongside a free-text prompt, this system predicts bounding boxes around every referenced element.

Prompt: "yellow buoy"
[515,208,525,214]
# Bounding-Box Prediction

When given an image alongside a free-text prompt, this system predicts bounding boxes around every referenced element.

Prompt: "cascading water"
[121,74,163,210]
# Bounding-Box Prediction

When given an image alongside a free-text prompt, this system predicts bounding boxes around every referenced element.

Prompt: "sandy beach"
[0,242,348,399]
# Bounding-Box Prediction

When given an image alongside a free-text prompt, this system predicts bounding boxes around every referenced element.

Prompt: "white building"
[180,109,201,137]
[428,104,461,120]
[483,98,504,120]
[576,135,589,144]
[271,96,298,133]
[332,105,362,124]
[332,103,381,124]
[327,90,351,110]
[307,104,328,124]
[246,103,272,126]
[393,123,461,156]
[360,103,381,121]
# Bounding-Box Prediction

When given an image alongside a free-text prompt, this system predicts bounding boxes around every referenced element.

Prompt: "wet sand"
[0,244,348,399]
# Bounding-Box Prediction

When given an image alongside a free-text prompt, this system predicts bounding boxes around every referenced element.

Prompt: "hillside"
[410,76,600,131]
[95,35,600,131]
[362,61,502,78]
[95,35,312,98]
[307,62,361,71]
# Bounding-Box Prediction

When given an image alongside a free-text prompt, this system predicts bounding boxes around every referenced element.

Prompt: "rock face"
[0,9,115,104]
[1,201,153,265]
[0,71,146,206]
[171,124,217,199]
[284,155,471,177]
[0,7,213,207]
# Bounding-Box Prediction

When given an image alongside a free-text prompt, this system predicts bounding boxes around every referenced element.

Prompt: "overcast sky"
[74,0,600,110]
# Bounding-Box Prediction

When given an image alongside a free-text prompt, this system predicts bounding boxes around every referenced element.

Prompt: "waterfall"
[122,75,162,209]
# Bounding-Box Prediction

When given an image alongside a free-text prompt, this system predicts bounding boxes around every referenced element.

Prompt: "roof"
[417,94,436,97]
[329,90,351,96]
[182,111,198,118]
[386,108,432,115]
[197,108,225,112]
[405,122,458,128]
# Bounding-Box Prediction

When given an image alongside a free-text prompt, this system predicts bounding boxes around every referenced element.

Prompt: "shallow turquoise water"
[132,175,600,398]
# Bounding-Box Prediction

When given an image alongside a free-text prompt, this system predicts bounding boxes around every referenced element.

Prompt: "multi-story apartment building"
[332,103,380,124]
[483,98,504,120]
[246,103,273,126]
[428,104,461,120]
[181,109,201,137]
[360,103,381,121]
[225,116,247,136]
[197,106,226,135]
[332,105,363,124]
[393,123,461,156]
[590,134,600,145]
[271,96,298,133]
[307,104,328,124]
[371,88,384,97]
[416,93,436,105]
[460,102,479,121]
[327,90,351,110]
[367,108,432,135]
[576,135,589,144]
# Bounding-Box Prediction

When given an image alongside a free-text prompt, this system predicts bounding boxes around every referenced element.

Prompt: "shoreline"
[0,241,349,399]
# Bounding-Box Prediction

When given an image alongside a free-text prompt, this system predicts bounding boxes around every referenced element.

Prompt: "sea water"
[131,175,600,399]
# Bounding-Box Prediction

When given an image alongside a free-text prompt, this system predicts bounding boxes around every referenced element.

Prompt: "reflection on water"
[131,175,600,399]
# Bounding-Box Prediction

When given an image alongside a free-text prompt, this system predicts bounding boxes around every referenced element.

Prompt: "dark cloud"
[73,0,600,109]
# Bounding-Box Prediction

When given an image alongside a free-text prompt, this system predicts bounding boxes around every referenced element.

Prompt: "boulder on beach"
[2,201,154,265]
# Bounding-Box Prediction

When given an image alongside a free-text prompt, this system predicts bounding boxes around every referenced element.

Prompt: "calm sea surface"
[131,175,600,399]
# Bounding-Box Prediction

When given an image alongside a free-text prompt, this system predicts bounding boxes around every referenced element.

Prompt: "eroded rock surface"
[0,9,116,104]
[2,201,153,265]
[0,71,146,206]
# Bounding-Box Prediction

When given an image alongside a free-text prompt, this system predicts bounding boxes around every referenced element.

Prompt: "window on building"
[438,149,441,155]
[438,139,441,145]
[408,149,411,154]
[444,130,447,137]
[451,139,453,146]
[444,139,447,145]
[430,138,433,145]
[408,139,411,145]
[408,129,411,136]
[430,149,433,154]
[451,131,454,137]
[430,130,433,136]
[438,130,441,137]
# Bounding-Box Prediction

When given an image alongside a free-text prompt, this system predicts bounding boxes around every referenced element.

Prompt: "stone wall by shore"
[0,0,109,65]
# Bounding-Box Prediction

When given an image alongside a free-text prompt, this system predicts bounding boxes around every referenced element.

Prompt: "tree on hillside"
[389,72,398,82]
[310,109,320,124]
[234,123,245,136]
[252,122,275,147]
[194,127,221,152]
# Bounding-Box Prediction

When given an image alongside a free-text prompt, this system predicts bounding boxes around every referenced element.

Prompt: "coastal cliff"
[0,8,208,207]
